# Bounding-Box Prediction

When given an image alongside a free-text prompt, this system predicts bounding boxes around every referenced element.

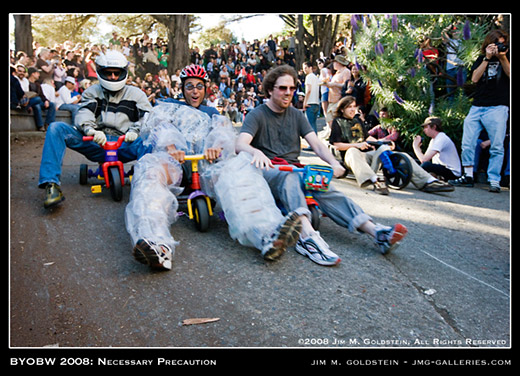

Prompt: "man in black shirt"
[450,29,510,192]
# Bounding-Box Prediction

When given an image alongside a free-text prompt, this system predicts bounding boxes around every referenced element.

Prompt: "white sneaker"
[133,238,173,270]
[295,232,341,266]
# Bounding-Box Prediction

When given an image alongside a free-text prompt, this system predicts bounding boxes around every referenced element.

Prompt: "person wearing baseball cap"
[412,116,462,182]
[55,76,81,121]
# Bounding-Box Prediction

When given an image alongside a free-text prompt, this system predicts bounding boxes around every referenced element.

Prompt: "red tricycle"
[79,135,132,201]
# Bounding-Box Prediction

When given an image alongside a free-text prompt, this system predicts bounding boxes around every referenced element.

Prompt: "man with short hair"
[27,66,56,132]
[302,61,320,134]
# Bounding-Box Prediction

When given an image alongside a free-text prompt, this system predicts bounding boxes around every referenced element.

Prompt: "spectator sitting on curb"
[330,96,454,194]
[413,116,462,183]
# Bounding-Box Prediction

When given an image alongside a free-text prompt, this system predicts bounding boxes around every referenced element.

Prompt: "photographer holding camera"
[450,29,510,192]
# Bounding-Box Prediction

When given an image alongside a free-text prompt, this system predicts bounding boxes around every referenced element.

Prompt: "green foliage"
[194,21,237,50]
[348,14,490,149]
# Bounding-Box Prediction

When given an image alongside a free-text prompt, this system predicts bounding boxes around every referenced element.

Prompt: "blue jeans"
[29,97,56,129]
[58,103,80,124]
[262,167,372,233]
[38,122,152,188]
[461,105,509,183]
[305,104,320,133]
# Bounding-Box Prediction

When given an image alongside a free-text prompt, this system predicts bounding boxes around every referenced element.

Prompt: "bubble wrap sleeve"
[124,152,183,250]
[214,152,284,249]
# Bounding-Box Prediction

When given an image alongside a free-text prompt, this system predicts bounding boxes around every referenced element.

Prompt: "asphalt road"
[9,133,510,365]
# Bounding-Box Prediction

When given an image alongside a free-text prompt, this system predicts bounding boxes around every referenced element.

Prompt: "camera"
[496,42,508,52]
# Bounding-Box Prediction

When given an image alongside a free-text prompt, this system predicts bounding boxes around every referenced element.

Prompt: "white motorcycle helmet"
[95,50,129,92]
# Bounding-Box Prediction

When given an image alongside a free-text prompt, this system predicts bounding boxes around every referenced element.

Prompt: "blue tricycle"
[276,164,334,230]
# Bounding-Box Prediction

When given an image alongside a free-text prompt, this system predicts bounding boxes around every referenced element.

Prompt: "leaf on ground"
[182,318,220,326]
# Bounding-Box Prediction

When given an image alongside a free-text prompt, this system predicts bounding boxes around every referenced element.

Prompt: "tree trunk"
[294,15,306,69]
[170,15,190,75]
[14,15,33,56]
[152,14,191,77]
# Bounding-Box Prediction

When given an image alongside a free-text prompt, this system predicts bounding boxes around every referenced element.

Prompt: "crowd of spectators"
[10,31,352,126]
[9,26,509,189]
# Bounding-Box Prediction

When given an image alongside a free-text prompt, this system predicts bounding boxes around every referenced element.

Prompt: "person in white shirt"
[171,68,181,87]
[41,78,58,104]
[413,116,462,181]
[302,61,320,133]
[14,64,30,92]
[55,76,81,122]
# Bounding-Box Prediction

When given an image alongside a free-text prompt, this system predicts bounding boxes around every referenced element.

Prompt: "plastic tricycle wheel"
[79,164,89,185]
[309,205,321,230]
[193,196,210,232]
[107,166,123,201]
[382,153,413,190]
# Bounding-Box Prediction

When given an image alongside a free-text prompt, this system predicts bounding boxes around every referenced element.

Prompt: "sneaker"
[448,174,474,187]
[133,238,173,270]
[261,211,302,261]
[375,223,408,255]
[295,232,341,266]
[44,183,65,209]
[421,180,455,193]
[373,177,389,195]
[489,181,501,193]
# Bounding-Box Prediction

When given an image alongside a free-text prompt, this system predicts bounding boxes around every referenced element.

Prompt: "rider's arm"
[236,132,274,170]
[166,144,186,163]
[305,132,345,178]
[74,86,100,134]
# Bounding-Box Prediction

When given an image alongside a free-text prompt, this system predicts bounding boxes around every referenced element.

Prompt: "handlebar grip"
[277,165,295,172]
[184,154,206,161]
[83,136,94,141]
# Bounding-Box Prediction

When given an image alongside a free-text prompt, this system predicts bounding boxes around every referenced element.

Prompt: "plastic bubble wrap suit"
[214,152,285,250]
[126,102,285,253]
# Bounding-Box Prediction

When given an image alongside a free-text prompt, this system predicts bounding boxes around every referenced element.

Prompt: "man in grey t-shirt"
[242,101,313,164]
[237,65,408,265]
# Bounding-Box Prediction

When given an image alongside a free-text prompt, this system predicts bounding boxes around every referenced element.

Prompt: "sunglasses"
[274,85,297,92]
[184,83,205,91]
[100,68,125,81]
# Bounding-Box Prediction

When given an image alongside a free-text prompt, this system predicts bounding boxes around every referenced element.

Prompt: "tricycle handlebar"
[83,135,126,150]
[184,154,206,161]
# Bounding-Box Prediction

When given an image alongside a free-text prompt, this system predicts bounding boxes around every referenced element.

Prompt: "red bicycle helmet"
[180,64,209,82]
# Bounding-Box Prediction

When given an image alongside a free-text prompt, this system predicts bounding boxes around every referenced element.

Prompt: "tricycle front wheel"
[108,166,123,201]
[193,196,210,232]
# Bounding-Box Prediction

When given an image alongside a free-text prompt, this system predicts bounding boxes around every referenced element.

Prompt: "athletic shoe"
[421,180,455,193]
[295,231,341,266]
[375,223,408,255]
[262,211,302,261]
[44,183,65,209]
[489,181,501,193]
[133,238,173,270]
[448,175,474,187]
